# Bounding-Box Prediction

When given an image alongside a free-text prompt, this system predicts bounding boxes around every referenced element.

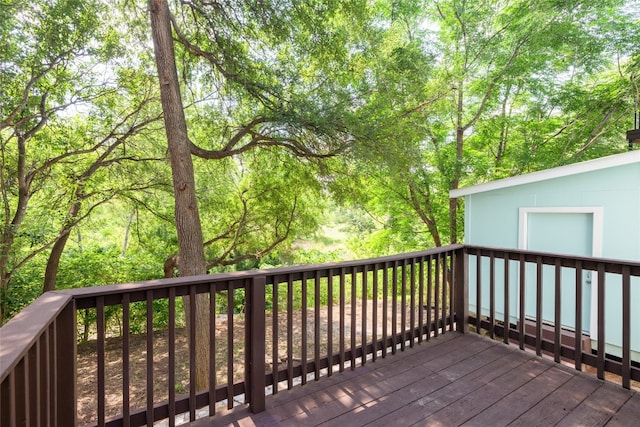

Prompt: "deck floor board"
[188,333,638,427]
[605,393,640,427]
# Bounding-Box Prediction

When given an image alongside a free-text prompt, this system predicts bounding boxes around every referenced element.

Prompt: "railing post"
[454,247,469,334]
[55,297,77,426]
[248,275,266,413]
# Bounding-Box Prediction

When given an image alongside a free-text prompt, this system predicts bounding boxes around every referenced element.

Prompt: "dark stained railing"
[0,292,77,426]
[465,245,640,390]
[1,244,638,426]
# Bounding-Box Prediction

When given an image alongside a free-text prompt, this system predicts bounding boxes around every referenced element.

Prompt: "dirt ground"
[76,300,416,425]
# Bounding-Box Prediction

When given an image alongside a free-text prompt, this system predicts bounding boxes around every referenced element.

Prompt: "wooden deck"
[189,333,639,427]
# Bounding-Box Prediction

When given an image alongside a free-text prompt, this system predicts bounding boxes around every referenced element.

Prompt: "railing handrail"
[0,291,73,383]
[60,244,464,305]
[465,244,640,274]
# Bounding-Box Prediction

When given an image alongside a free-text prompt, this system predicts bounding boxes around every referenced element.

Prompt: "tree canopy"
[1,0,638,323]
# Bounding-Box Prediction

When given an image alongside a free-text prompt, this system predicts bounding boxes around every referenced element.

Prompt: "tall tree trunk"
[449,83,465,245]
[449,126,463,245]
[149,0,210,389]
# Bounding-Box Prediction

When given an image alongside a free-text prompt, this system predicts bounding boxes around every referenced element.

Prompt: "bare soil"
[76,300,413,425]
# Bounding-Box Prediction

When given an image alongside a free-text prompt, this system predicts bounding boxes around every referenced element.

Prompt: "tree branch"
[206,196,297,268]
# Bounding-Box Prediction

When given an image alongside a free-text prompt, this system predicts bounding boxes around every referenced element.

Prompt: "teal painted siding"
[462,159,640,361]
[464,162,640,260]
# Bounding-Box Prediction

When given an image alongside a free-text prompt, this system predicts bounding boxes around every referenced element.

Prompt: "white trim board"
[517,207,603,256]
[518,206,603,340]
[450,151,639,198]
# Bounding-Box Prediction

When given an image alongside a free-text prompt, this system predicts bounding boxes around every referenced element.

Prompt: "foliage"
[345,0,639,250]
[0,0,164,322]
[1,0,639,326]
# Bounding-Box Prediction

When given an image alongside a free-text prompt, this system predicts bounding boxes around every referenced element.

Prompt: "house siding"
[457,154,640,362]
[464,162,640,261]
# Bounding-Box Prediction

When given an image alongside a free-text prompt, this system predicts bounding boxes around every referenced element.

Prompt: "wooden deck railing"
[464,245,640,390]
[0,292,76,426]
[1,244,638,426]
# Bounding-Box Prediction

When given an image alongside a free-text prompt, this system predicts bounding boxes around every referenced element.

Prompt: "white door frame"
[518,207,603,256]
[518,206,603,338]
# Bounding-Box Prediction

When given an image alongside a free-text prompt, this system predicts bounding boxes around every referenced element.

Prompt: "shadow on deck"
[190,333,639,427]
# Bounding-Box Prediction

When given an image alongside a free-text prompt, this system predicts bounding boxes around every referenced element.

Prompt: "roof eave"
[450,150,640,199]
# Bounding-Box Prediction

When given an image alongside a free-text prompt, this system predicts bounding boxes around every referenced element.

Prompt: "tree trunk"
[448,124,463,245]
[149,0,210,390]
[0,135,30,323]
[449,83,465,245]
[121,212,135,257]
[42,231,72,293]
[43,201,81,293]
[408,182,442,247]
